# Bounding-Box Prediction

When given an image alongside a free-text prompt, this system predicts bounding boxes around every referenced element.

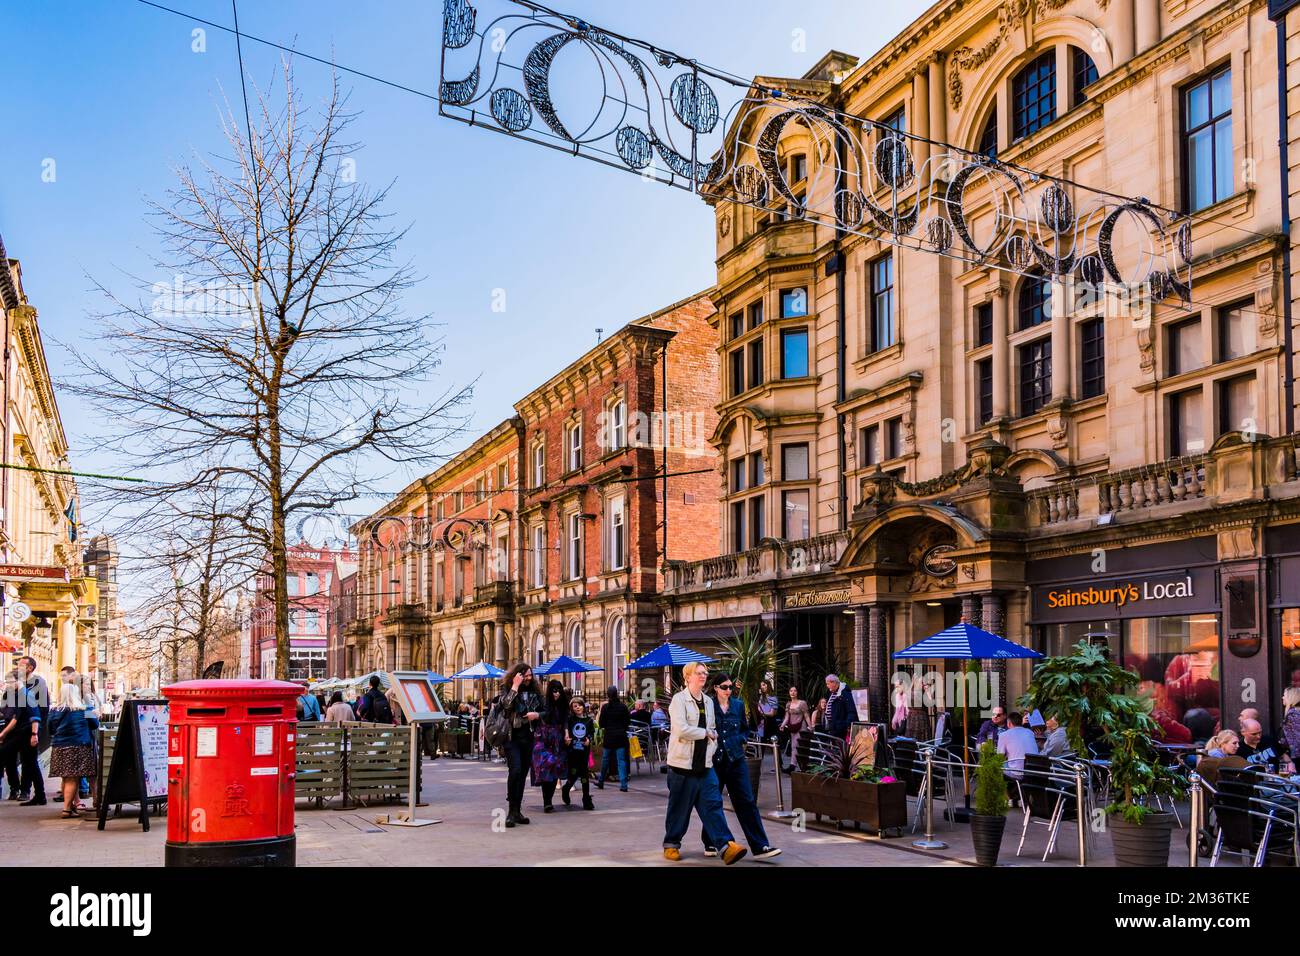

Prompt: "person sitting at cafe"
[1205,729,1240,759]
[1238,709,1280,760]
[975,707,1006,746]
[995,712,1039,778]
[1040,715,1070,758]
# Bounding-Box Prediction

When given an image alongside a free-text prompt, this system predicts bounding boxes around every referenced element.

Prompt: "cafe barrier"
[912,747,948,851]
[1188,772,1202,869]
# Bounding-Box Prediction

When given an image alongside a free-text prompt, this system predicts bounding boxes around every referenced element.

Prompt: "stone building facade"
[251,542,352,680]
[0,247,96,682]
[662,0,1300,737]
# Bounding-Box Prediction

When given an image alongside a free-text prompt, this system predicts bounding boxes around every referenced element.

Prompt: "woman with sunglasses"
[702,672,781,860]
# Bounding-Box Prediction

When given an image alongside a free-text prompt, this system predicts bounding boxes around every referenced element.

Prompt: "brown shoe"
[663,847,682,862]
[721,841,748,865]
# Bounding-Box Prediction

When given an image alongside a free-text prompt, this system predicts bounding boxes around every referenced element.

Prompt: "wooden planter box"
[789,772,907,835]
[438,731,472,756]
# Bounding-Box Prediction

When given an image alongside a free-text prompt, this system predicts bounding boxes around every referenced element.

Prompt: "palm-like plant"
[810,725,894,783]
[716,628,788,724]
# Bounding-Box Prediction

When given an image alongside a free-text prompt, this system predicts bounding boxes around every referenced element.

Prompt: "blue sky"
[1,0,929,512]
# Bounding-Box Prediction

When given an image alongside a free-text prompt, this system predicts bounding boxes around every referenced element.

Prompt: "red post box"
[163,679,301,867]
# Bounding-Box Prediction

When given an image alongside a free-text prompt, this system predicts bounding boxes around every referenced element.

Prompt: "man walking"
[15,657,47,805]
[0,673,27,799]
[662,661,746,864]
[825,674,855,741]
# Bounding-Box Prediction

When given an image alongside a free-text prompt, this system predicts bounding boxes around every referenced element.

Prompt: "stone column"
[494,623,507,667]
[1135,0,1160,54]
[912,67,930,169]
[927,53,947,146]
[852,607,868,686]
[960,594,981,627]
[868,605,888,724]
[1112,0,1135,63]
[991,286,1010,418]
[981,593,1007,709]
[1050,279,1070,401]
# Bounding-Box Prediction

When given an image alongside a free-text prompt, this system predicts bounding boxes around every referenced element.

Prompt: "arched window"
[979,108,998,159]
[567,620,583,659]
[609,617,626,692]
[453,643,466,699]
[1018,270,1051,330]
[1012,51,1057,142]
[1072,47,1098,107]
[532,630,546,668]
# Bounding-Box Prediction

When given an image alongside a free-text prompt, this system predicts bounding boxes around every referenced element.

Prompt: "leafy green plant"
[1019,641,1185,824]
[973,740,1008,817]
[810,726,894,783]
[717,628,788,724]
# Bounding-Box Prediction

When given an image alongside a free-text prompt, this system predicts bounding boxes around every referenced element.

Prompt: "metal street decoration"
[439,0,1192,303]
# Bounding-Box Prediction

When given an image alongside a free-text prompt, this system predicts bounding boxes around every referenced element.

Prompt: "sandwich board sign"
[97,698,169,832]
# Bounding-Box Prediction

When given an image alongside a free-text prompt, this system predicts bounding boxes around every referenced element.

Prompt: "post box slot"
[187,707,226,716]
[247,707,282,716]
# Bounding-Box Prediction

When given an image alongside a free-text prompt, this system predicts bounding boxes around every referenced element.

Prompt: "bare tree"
[67,63,470,678]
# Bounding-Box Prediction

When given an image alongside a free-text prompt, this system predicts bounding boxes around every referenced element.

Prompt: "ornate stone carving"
[949,0,1111,111]
[1046,410,1069,450]
[1137,325,1155,373]
[860,469,897,508]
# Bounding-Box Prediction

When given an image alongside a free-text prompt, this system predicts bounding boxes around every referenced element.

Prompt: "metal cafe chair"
[1210,767,1265,866]
[1211,769,1300,867]
[1015,754,1080,862]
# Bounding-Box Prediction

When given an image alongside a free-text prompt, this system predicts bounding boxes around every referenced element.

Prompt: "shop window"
[870,254,895,352]
[1217,373,1255,436]
[1167,317,1202,376]
[1216,300,1252,362]
[1080,318,1105,399]
[979,108,998,159]
[1072,47,1098,107]
[781,287,808,318]
[748,340,765,387]
[782,443,809,481]
[1012,51,1057,142]
[975,301,993,347]
[781,328,809,379]
[1168,387,1205,456]
[782,490,810,541]
[1019,338,1052,416]
[1183,65,1233,212]
[610,617,626,691]
[1126,615,1220,743]
[977,358,994,425]
[1018,271,1050,330]
[1282,609,1300,688]
[729,349,745,397]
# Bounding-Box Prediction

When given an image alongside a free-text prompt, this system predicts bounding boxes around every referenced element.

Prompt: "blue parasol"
[624,641,715,670]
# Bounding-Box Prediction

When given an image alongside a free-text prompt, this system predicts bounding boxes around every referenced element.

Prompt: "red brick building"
[250,542,353,680]
[345,418,522,700]
[514,292,718,692]
[325,556,357,677]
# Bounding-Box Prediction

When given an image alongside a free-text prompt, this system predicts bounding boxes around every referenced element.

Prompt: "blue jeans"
[703,757,770,852]
[599,746,629,790]
[663,768,734,849]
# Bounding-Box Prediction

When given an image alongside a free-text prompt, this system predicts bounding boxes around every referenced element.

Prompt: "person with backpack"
[357,676,393,724]
[496,663,543,827]
[296,685,323,722]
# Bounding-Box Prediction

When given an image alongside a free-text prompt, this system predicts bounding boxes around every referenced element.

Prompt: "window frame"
[780,327,809,379]
[869,254,896,352]
[1181,64,1233,213]
[1080,318,1106,399]
[782,442,810,482]
[1018,337,1053,416]
[1012,50,1058,142]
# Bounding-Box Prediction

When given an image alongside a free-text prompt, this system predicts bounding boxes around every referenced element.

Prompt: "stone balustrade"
[667,530,850,594]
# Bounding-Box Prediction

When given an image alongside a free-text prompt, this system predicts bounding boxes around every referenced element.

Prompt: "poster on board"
[97,698,169,832]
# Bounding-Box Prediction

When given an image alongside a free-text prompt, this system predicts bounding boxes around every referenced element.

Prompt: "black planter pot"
[970,814,1007,867]
[1109,811,1176,867]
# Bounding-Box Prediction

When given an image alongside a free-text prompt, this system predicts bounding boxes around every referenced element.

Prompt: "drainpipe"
[833,109,850,531]
[1274,9,1297,436]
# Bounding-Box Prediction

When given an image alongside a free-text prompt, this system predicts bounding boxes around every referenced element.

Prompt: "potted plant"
[970,740,1008,866]
[1020,641,1185,866]
[789,726,905,834]
[717,628,791,799]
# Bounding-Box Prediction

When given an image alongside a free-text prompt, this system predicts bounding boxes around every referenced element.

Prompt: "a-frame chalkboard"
[97,699,169,832]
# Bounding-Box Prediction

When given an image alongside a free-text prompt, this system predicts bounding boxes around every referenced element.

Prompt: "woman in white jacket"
[661,661,746,864]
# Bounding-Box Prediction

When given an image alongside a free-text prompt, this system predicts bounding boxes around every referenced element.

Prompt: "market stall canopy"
[624,642,715,670]
[535,655,603,676]
[893,622,1043,660]
[349,670,392,689]
[451,662,505,680]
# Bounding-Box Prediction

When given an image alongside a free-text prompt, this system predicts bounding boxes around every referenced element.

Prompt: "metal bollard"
[912,747,948,850]
[1188,772,1202,868]
[1074,762,1087,867]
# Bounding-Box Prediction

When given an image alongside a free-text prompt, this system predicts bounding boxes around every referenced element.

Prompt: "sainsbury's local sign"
[1034,569,1215,622]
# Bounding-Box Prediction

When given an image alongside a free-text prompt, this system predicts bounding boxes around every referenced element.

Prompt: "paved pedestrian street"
[4,754,1235,868]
